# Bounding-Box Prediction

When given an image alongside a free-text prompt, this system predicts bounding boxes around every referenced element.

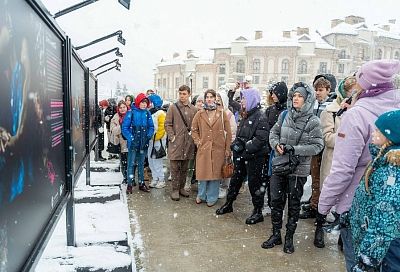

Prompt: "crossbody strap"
[175,103,190,132]
[294,116,311,146]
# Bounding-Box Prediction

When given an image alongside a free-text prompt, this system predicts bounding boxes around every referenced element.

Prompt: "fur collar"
[385,149,400,166]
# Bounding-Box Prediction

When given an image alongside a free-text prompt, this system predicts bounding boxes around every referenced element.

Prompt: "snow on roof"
[156,58,185,67]
[323,22,358,36]
[246,36,300,47]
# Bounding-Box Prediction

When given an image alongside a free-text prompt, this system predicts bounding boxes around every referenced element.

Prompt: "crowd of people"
[95,59,400,272]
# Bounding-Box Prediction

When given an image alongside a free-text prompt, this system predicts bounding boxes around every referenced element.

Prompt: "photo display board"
[71,55,87,176]
[88,74,97,149]
[0,1,66,271]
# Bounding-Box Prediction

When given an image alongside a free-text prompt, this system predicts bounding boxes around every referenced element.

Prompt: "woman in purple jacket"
[318,59,400,271]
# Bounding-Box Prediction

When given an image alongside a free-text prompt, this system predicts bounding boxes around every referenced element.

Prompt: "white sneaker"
[218,188,227,199]
[155,181,166,189]
[149,180,158,188]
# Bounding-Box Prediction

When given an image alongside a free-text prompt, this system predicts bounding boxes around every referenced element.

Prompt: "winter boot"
[215,199,233,215]
[98,151,106,161]
[126,185,133,194]
[314,212,326,248]
[139,183,150,193]
[283,233,295,254]
[179,179,189,197]
[170,176,180,201]
[261,228,282,249]
[299,204,317,219]
[245,208,264,225]
[170,191,180,201]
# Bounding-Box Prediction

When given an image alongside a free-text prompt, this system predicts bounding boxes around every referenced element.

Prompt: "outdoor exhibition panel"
[88,72,98,150]
[0,0,67,271]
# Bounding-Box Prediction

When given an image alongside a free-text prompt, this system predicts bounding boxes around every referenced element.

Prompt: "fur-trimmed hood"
[386,147,400,166]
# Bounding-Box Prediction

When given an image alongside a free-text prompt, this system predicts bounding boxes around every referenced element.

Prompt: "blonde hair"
[364,141,392,193]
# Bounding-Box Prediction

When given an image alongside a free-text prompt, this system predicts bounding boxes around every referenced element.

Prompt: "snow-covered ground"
[35,156,136,272]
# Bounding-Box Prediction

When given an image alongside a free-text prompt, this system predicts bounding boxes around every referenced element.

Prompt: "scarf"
[118,110,127,124]
[203,102,217,111]
[358,82,394,99]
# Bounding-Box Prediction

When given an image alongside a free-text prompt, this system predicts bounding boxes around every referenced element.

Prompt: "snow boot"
[314,212,326,248]
[245,208,264,225]
[139,183,150,193]
[283,233,295,254]
[215,199,233,215]
[261,228,282,249]
[126,185,133,194]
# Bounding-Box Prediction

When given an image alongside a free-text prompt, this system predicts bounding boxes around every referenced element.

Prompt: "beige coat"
[319,99,342,184]
[110,113,128,153]
[165,101,197,160]
[191,108,232,181]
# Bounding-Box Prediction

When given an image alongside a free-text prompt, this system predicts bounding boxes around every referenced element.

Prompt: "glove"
[283,144,294,154]
[351,255,380,272]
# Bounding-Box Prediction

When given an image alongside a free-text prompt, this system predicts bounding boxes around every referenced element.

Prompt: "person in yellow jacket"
[148,94,167,188]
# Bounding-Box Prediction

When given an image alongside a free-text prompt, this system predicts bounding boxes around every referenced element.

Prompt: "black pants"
[120,152,128,182]
[261,156,271,208]
[98,132,105,151]
[226,155,265,209]
[270,175,307,234]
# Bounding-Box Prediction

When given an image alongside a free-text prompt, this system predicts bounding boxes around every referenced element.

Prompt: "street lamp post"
[83,47,123,63]
[75,30,126,50]
[54,0,131,18]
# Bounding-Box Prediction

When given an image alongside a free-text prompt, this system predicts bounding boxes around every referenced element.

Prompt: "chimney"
[283,31,291,38]
[389,19,396,24]
[173,52,180,58]
[345,15,365,25]
[255,30,263,40]
[381,24,390,31]
[296,27,309,36]
[331,19,344,28]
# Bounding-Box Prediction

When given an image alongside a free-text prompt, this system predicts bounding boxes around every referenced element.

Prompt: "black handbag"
[151,135,166,159]
[107,142,121,154]
[271,115,310,177]
[271,153,300,177]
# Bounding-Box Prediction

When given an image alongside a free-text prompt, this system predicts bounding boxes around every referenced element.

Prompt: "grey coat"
[269,83,324,177]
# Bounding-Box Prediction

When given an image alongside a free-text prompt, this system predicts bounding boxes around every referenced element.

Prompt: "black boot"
[338,234,343,252]
[98,151,106,161]
[314,212,326,248]
[216,199,233,215]
[261,228,282,249]
[283,233,295,254]
[245,208,264,225]
[299,204,317,219]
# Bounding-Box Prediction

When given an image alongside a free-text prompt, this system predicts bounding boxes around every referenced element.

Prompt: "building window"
[395,51,400,60]
[319,62,327,73]
[339,49,346,59]
[219,64,226,74]
[298,60,307,74]
[298,77,306,82]
[281,59,289,74]
[338,64,345,74]
[237,75,244,83]
[202,77,209,89]
[157,79,161,88]
[218,77,225,87]
[236,60,245,73]
[281,76,288,83]
[253,59,260,73]
[377,49,383,59]
[175,77,180,88]
[162,78,167,88]
[253,75,260,84]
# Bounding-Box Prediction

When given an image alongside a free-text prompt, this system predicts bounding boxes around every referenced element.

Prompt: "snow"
[36,159,135,272]
[323,22,358,36]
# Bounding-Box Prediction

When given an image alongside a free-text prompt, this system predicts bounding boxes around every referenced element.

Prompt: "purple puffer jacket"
[318,88,400,215]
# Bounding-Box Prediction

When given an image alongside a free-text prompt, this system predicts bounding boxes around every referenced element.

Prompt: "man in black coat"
[216,88,270,225]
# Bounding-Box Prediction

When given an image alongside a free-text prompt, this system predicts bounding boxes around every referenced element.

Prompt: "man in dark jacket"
[263,82,288,211]
[216,88,270,225]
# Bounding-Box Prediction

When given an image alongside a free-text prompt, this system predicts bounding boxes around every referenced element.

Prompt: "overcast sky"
[41,0,400,98]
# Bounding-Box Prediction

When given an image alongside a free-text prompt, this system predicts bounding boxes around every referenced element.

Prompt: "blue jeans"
[341,227,356,272]
[127,146,146,186]
[381,239,400,272]
[197,180,220,204]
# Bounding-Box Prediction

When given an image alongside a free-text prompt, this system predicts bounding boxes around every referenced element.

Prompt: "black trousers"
[270,175,307,233]
[261,156,271,208]
[98,132,105,151]
[120,152,128,182]
[226,155,265,209]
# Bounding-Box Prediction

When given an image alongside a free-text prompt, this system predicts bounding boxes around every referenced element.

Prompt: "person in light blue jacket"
[122,93,154,194]
[350,109,400,272]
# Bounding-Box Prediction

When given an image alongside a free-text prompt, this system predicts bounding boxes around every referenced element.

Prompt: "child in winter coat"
[147,94,167,189]
[122,93,154,194]
[350,109,400,272]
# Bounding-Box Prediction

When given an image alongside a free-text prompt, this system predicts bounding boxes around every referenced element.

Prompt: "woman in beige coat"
[110,100,129,183]
[320,76,356,184]
[191,89,232,206]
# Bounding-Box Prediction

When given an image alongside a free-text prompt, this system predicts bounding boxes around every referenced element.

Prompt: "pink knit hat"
[356,59,400,90]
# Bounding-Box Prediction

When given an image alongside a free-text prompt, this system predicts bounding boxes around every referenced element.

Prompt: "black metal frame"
[91,58,121,72]
[20,0,73,270]
[75,30,125,50]
[95,64,121,77]
[84,47,123,63]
